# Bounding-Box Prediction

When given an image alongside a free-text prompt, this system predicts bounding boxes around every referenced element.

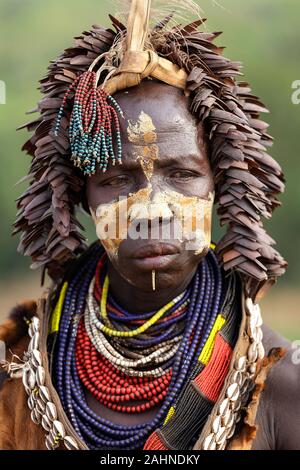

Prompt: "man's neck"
[106,261,197,314]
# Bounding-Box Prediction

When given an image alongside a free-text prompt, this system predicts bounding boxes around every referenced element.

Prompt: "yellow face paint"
[127,111,158,181]
[90,188,215,261]
[90,111,214,261]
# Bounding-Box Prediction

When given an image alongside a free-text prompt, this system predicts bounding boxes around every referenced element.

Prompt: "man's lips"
[131,243,181,271]
[132,243,180,259]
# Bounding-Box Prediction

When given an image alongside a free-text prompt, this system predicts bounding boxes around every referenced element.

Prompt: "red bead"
[74,256,175,415]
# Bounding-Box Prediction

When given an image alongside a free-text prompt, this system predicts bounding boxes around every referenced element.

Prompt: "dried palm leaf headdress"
[14,0,287,302]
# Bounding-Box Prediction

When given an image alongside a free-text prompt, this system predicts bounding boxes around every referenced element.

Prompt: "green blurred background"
[0,0,299,338]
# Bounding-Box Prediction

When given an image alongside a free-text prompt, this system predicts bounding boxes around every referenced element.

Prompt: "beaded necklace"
[93,255,190,349]
[53,243,227,450]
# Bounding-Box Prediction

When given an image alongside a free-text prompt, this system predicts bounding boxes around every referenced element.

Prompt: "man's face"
[86,81,215,292]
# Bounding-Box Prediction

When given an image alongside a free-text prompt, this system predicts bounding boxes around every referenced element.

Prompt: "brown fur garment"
[0,300,36,349]
[0,301,47,449]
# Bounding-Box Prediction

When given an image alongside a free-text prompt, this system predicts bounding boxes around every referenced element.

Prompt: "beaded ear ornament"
[54,53,124,176]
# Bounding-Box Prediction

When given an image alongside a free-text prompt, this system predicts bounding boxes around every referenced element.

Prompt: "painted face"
[86,81,215,292]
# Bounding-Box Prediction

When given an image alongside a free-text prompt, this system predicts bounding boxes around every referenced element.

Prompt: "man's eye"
[101,175,131,187]
[170,170,200,179]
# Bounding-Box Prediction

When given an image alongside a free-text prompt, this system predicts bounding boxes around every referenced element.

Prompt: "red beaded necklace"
[76,319,172,413]
[75,254,190,414]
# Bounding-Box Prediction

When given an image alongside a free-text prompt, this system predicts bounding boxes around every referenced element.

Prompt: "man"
[0,0,299,451]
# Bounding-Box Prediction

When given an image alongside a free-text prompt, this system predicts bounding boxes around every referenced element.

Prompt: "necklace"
[85,271,187,376]
[77,256,189,410]
[92,254,190,349]
[53,244,225,450]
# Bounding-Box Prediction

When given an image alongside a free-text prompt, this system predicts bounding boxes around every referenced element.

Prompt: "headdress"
[14,0,287,301]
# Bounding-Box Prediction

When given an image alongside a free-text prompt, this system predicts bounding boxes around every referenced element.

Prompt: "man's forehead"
[118,133,206,170]
[109,82,207,170]
[123,110,196,142]
[115,81,197,135]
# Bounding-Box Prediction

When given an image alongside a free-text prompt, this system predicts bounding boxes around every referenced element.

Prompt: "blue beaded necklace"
[53,244,224,450]
[97,261,191,349]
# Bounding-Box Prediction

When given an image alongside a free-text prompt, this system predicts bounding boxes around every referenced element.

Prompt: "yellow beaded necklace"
[99,275,183,338]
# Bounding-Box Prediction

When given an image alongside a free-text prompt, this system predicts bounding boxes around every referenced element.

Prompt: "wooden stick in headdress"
[103,0,187,94]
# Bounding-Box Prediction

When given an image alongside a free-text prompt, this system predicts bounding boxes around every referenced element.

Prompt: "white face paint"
[90,188,215,262]
[127,111,158,183]
[90,110,214,262]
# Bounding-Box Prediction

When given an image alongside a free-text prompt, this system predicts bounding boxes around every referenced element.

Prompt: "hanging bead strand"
[54,65,124,176]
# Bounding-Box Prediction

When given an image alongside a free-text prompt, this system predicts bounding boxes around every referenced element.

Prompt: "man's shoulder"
[0,300,36,346]
[254,324,300,449]
[263,324,300,402]
[261,324,291,352]
[0,300,36,391]
[261,325,300,408]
